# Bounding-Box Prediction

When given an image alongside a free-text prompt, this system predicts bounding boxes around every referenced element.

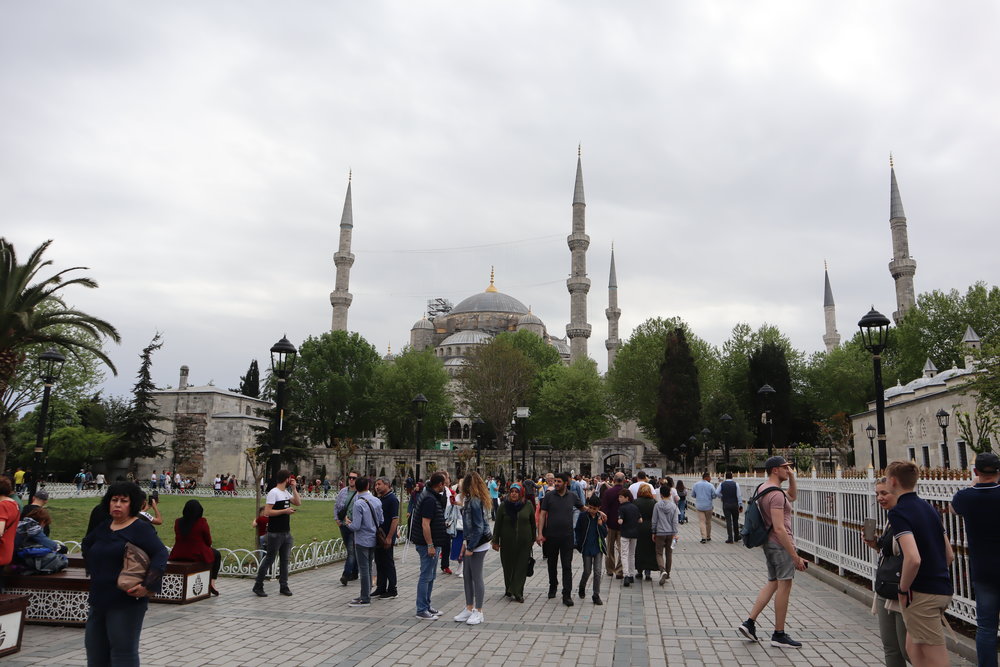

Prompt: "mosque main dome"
[451,290,529,315]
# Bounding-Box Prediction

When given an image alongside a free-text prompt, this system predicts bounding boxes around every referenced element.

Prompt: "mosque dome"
[450,268,529,315]
[411,317,434,330]
[518,310,543,326]
[439,330,493,346]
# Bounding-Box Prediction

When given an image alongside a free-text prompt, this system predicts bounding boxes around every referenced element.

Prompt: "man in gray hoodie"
[345,476,383,606]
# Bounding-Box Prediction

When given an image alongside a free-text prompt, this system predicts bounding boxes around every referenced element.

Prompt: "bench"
[6,559,212,626]
[0,594,30,656]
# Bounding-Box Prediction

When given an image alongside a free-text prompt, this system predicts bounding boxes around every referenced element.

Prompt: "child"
[575,496,609,605]
[651,484,680,585]
[618,488,641,586]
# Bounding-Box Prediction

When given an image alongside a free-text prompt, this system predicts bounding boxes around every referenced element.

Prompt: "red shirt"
[168,517,215,563]
[254,516,269,537]
[0,497,22,565]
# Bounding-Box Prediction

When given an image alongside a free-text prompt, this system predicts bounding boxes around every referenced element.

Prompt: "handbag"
[874,552,903,598]
[361,498,390,548]
[117,542,152,595]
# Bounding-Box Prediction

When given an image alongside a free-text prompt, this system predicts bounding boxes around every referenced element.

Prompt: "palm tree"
[0,238,121,470]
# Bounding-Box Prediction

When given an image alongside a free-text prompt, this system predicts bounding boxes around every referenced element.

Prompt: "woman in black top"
[82,481,169,667]
[617,489,641,586]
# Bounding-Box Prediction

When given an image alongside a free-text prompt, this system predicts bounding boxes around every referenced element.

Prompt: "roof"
[548,337,571,355]
[963,325,981,344]
[340,179,353,229]
[823,268,835,307]
[444,357,467,367]
[451,290,529,315]
[573,154,585,205]
[890,165,906,221]
[411,317,434,330]
[518,311,543,326]
[440,330,493,346]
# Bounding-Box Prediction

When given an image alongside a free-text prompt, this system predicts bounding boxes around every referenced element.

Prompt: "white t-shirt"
[628,481,653,501]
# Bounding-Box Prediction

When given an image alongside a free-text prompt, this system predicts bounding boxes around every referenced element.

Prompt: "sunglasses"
[348,476,358,481]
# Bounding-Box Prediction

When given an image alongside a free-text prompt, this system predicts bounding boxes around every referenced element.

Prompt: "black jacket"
[408,487,449,548]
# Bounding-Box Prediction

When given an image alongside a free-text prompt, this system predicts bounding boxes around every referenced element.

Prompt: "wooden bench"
[0,594,30,656]
[6,559,212,626]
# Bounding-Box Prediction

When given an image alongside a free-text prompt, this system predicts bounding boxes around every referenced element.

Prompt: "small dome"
[440,330,493,346]
[444,357,467,367]
[518,311,543,326]
[548,337,571,356]
[411,318,434,330]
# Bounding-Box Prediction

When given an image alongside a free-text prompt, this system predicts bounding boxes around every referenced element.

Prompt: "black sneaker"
[279,587,293,596]
[340,575,348,586]
[770,632,802,648]
[547,588,557,599]
[578,585,586,599]
[738,619,758,642]
[562,595,574,607]
[378,591,398,600]
[592,595,603,605]
[252,586,267,597]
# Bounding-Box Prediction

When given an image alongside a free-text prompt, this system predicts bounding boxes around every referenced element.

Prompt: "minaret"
[888,156,917,324]
[605,246,621,368]
[566,146,591,362]
[822,261,841,352]
[330,172,355,332]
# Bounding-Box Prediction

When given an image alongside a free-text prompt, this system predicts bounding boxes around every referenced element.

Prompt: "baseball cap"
[974,452,1000,474]
[764,455,789,472]
[34,489,50,501]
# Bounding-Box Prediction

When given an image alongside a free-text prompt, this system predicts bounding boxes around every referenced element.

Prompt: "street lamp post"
[516,407,530,479]
[529,439,539,478]
[865,423,877,468]
[411,394,428,482]
[720,413,733,470]
[472,417,485,472]
[859,307,891,470]
[268,336,298,490]
[758,384,776,457]
[936,409,951,469]
[700,427,711,473]
[30,348,66,499]
[679,443,688,474]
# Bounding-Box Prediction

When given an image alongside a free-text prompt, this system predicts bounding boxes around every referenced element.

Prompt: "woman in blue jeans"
[453,472,492,625]
[82,481,168,667]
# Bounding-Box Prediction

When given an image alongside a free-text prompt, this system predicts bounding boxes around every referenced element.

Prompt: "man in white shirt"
[628,471,653,501]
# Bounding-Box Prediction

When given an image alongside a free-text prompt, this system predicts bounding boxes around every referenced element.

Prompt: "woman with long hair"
[492,482,535,603]
[453,472,492,625]
[675,480,688,524]
[864,477,908,667]
[169,499,222,595]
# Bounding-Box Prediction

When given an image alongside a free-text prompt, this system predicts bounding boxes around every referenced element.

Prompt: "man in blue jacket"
[691,472,718,543]
[345,477,383,607]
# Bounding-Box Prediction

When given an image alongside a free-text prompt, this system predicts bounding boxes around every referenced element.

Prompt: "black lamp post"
[865,423,877,468]
[529,439,539,478]
[472,417,485,472]
[936,409,951,469]
[758,384,776,457]
[30,347,66,498]
[700,427,711,472]
[411,394,428,482]
[720,413,733,470]
[679,443,688,474]
[516,408,530,479]
[507,420,517,481]
[268,336,298,490]
[859,307,891,470]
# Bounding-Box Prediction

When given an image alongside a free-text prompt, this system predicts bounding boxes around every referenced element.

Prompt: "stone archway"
[602,452,632,475]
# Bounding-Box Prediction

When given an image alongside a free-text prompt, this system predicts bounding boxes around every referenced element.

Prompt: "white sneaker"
[466,610,484,625]
[453,608,473,622]
[454,564,464,577]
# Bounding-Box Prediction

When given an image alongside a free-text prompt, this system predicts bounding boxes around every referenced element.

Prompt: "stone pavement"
[12,518,971,666]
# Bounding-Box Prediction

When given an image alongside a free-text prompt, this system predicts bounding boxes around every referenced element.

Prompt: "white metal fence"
[31,483,340,501]
[681,469,979,628]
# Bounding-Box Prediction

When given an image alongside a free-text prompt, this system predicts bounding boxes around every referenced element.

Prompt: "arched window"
[919,417,927,438]
[245,406,251,416]
[447,347,453,356]
[449,420,462,440]
[462,424,471,440]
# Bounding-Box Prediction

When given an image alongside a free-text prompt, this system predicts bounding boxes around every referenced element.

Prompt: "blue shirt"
[691,480,718,511]
[379,491,400,545]
[888,492,953,596]
[488,480,499,499]
[951,482,1000,583]
[348,491,384,548]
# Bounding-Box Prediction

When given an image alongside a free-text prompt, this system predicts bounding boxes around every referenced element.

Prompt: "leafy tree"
[891,283,1000,382]
[290,330,382,447]
[719,322,803,421]
[457,338,535,447]
[607,317,718,438]
[116,334,169,472]
[45,426,116,473]
[494,330,561,371]
[231,359,260,398]
[747,341,793,450]
[653,328,702,460]
[374,348,452,448]
[701,390,752,454]
[955,402,998,454]
[802,336,875,419]
[0,238,119,470]
[532,358,612,450]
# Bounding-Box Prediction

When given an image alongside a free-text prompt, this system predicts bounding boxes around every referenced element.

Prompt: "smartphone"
[862,518,877,542]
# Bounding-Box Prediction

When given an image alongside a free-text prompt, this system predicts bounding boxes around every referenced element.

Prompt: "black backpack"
[741,485,785,548]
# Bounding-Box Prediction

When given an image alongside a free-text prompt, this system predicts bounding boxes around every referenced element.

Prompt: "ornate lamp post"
[936,409,951,469]
[507,419,517,481]
[859,307,891,470]
[472,417,485,472]
[268,336,298,490]
[411,394,428,482]
[700,427,711,472]
[516,407,530,479]
[679,442,688,474]
[757,383,776,457]
[865,423,877,468]
[720,413,733,470]
[30,347,66,498]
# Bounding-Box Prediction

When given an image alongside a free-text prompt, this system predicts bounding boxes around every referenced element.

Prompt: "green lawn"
[47,495,344,551]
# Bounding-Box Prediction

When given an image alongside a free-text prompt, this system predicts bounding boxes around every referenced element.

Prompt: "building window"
[449,420,462,440]
[919,417,927,438]
[921,445,931,468]
[245,406,251,415]
[907,446,916,462]
[906,420,914,440]
[941,443,950,468]
[462,424,470,440]
[958,441,968,469]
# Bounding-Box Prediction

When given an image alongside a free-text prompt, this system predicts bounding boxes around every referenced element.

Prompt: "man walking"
[691,472,718,543]
[737,456,808,648]
[372,477,400,600]
[345,476,383,607]
[717,472,744,544]
[887,460,954,667]
[410,472,449,619]
[253,469,301,597]
[538,471,583,606]
[952,452,1000,667]
[600,472,625,579]
[488,476,499,521]
[335,471,360,586]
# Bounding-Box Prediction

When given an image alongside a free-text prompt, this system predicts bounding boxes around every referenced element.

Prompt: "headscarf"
[177,499,204,537]
[504,483,525,522]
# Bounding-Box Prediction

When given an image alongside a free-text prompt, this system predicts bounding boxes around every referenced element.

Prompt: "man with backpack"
[737,455,808,649]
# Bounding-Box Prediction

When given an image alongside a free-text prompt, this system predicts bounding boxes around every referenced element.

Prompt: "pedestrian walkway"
[11,519,971,666]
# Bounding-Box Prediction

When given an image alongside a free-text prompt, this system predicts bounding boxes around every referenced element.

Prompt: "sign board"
[515,407,531,419]
[437,441,453,451]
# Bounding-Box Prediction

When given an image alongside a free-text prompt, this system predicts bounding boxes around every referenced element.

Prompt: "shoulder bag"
[361,497,389,548]
[874,532,903,598]
[118,542,153,596]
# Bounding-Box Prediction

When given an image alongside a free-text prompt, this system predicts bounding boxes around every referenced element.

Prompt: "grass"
[47,495,345,551]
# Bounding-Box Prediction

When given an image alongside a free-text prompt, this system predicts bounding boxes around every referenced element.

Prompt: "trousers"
[85,602,147,667]
[543,537,574,595]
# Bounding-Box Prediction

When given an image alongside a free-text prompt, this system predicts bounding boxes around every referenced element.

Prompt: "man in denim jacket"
[345,476,383,606]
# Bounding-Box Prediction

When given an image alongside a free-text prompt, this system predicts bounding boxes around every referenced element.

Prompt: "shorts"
[900,591,952,645]
[763,541,794,581]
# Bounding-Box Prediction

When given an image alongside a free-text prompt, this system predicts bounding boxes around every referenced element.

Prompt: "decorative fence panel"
[33,483,340,501]
[682,469,979,629]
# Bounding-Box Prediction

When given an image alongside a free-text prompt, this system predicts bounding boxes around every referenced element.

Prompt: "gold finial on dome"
[485,266,498,292]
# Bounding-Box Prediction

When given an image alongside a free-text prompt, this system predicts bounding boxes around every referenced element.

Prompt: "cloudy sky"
[3,2,998,396]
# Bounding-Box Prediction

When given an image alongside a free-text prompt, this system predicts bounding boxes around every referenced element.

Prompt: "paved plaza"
[12,519,971,666]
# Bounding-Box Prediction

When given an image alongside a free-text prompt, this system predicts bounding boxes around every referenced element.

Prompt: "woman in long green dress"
[634,485,659,581]
[491,483,535,602]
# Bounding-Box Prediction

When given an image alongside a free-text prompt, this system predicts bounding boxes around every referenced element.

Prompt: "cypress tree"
[653,328,702,461]
[118,334,168,472]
